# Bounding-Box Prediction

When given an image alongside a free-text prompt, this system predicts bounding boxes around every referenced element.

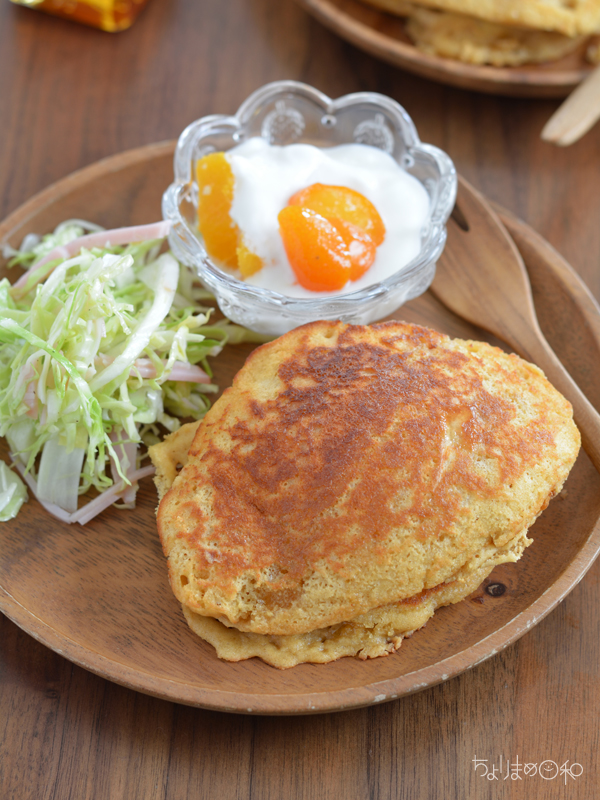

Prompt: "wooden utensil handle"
[541,64,600,146]
[516,329,600,472]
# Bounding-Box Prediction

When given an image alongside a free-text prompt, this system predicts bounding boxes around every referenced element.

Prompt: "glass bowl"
[162,81,457,336]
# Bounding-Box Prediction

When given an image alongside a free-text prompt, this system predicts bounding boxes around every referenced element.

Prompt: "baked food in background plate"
[376,0,600,37]
[151,320,580,668]
[0,144,597,710]
[294,0,598,96]
[360,0,600,66]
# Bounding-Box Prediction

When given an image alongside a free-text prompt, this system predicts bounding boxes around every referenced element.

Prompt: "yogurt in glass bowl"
[162,80,457,336]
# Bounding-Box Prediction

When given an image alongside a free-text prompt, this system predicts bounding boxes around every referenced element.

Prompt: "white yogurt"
[226,137,430,298]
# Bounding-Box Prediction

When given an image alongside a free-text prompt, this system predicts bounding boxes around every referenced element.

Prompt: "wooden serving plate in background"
[1,142,600,715]
[295,0,595,97]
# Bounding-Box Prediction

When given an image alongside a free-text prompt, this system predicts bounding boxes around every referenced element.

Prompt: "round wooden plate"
[1,142,600,715]
[295,0,596,97]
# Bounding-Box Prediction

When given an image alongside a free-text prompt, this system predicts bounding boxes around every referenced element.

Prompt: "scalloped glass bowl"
[162,81,457,336]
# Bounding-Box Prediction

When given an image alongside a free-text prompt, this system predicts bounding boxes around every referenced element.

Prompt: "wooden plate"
[1,142,600,715]
[295,0,596,97]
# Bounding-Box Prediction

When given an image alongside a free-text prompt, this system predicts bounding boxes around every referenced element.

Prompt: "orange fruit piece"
[288,183,385,247]
[196,152,240,268]
[278,206,352,291]
[196,152,264,275]
[328,217,376,282]
[237,242,263,278]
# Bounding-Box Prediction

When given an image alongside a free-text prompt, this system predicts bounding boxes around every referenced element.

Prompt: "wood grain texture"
[295,0,595,97]
[432,179,600,472]
[0,0,599,797]
[1,147,599,717]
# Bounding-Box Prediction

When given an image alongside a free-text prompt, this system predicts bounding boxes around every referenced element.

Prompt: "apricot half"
[278,207,353,291]
[288,183,385,247]
[280,183,383,290]
[196,152,240,268]
[327,217,376,282]
[278,206,379,291]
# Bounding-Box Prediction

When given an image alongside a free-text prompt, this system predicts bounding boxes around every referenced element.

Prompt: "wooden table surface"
[1,1,599,798]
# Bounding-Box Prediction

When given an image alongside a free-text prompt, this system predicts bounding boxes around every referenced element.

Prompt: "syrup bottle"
[10,0,150,32]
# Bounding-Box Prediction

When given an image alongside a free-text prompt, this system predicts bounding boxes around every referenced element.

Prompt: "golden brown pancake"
[150,420,201,502]
[360,0,595,66]
[153,320,580,667]
[369,0,600,37]
[404,7,586,66]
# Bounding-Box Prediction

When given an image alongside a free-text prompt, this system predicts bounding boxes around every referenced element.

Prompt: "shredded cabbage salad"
[0,220,265,524]
[0,460,27,521]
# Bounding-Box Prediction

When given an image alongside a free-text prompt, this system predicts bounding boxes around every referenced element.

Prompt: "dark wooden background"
[1,1,599,797]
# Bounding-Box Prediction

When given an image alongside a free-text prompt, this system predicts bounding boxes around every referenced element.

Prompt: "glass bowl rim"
[163,80,457,311]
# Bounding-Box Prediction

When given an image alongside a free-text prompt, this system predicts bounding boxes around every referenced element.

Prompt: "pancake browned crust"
[154,320,580,667]
[404,7,586,66]
[369,0,600,37]
[361,0,590,66]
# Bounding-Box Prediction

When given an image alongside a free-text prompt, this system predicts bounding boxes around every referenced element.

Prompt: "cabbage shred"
[0,224,262,518]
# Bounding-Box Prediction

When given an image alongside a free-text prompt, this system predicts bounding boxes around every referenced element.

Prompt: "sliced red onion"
[132,361,160,378]
[13,221,172,289]
[121,485,137,505]
[70,465,155,525]
[133,358,211,383]
[13,457,155,525]
[14,360,36,396]
[95,355,211,383]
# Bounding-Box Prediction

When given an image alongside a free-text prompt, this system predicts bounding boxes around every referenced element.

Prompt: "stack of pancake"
[361,0,600,66]
[150,320,580,668]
